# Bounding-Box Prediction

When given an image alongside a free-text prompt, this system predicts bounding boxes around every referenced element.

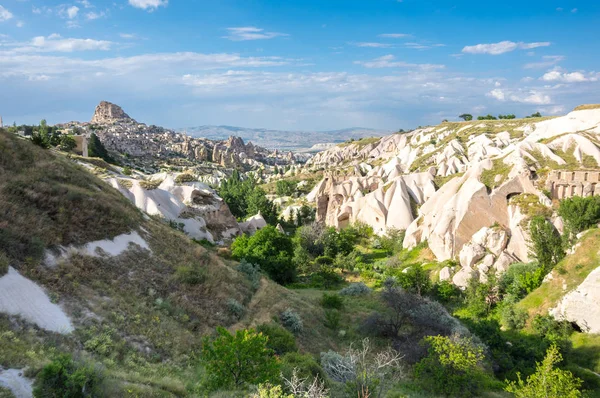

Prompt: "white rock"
[0,368,33,398]
[453,267,477,289]
[459,242,486,268]
[439,266,452,282]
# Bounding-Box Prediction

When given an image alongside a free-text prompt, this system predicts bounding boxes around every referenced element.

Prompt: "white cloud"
[66,6,79,19]
[0,5,14,22]
[462,40,550,55]
[378,33,411,38]
[77,0,93,8]
[540,105,565,115]
[128,0,168,10]
[16,21,24,28]
[524,55,565,69]
[17,34,113,52]
[405,42,445,50]
[354,54,445,70]
[86,11,105,20]
[119,33,137,39]
[541,69,598,83]
[224,27,288,41]
[32,6,42,14]
[571,8,578,13]
[354,42,393,48]
[487,88,552,104]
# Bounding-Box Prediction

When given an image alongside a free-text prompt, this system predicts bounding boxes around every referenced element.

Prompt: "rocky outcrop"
[550,266,600,333]
[91,101,134,124]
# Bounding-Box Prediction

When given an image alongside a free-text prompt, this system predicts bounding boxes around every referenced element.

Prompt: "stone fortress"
[546,170,600,199]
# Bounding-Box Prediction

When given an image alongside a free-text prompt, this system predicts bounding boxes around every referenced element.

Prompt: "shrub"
[231,226,296,284]
[378,228,406,254]
[175,173,197,184]
[0,252,8,277]
[201,327,279,390]
[280,352,328,385]
[397,265,432,296]
[414,335,488,397]
[340,282,372,296]
[506,344,583,398]
[122,166,132,176]
[315,256,333,266]
[280,309,303,334]
[256,323,297,355]
[558,196,600,240]
[320,293,343,309]
[33,354,103,398]
[139,179,163,190]
[324,309,341,330]
[175,263,207,285]
[500,302,529,330]
[227,298,245,320]
[434,280,460,302]
[237,260,262,290]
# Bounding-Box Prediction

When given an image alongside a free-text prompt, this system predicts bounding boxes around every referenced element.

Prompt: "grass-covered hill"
[0,129,335,396]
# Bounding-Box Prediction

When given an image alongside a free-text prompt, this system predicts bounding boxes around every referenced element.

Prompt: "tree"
[414,335,488,397]
[231,226,296,284]
[397,265,431,296]
[276,180,298,196]
[219,171,277,224]
[59,135,77,152]
[505,344,583,398]
[558,196,600,243]
[459,114,473,121]
[529,216,565,272]
[201,327,279,390]
[88,133,113,162]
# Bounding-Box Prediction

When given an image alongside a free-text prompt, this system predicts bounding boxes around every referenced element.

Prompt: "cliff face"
[91,101,135,124]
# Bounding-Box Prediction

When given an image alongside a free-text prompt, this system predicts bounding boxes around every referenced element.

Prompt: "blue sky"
[0,0,599,131]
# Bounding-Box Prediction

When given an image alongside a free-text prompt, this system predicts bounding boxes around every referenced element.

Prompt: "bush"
[340,282,372,296]
[397,265,432,296]
[320,293,343,309]
[237,260,262,290]
[506,344,583,397]
[324,309,341,330]
[276,180,298,196]
[175,263,207,285]
[33,354,103,398]
[500,302,528,330]
[315,256,333,266]
[232,226,296,284]
[227,298,245,320]
[122,166,132,176]
[280,352,327,385]
[434,280,460,302]
[379,228,405,254]
[414,335,488,397]
[280,309,303,334]
[256,323,298,355]
[139,179,163,190]
[201,327,279,390]
[558,196,600,240]
[175,173,197,184]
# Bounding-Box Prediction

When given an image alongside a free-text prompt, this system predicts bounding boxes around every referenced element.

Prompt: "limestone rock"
[550,266,600,333]
[91,101,134,124]
[439,266,453,282]
[493,251,517,274]
[453,267,477,289]
[459,242,485,268]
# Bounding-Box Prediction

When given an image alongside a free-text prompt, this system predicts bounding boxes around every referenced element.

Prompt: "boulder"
[493,251,517,274]
[550,266,600,333]
[459,242,485,268]
[453,267,477,289]
[439,266,453,282]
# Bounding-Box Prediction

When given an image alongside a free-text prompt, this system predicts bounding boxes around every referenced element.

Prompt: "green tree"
[529,216,565,272]
[201,327,279,390]
[414,335,488,397]
[59,135,77,152]
[33,354,103,398]
[558,196,600,243]
[276,180,297,196]
[256,323,298,355]
[505,344,582,398]
[88,133,113,163]
[219,171,277,224]
[397,265,432,296]
[459,114,473,121]
[231,226,296,284]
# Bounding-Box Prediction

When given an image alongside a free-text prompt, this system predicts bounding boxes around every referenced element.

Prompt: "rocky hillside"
[0,129,331,396]
[58,101,305,171]
[304,106,600,321]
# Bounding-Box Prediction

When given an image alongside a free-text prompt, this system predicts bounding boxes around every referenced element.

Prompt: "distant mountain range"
[178,125,390,152]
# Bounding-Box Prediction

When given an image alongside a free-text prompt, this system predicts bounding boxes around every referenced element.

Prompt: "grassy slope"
[518,228,600,317]
[0,130,334,396]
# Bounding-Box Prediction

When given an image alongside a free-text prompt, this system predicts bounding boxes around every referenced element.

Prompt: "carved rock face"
[91,101,134,124]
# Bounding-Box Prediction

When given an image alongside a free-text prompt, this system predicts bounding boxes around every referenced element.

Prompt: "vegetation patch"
[480,157,512,190]
[139,179,163,190]
[509,194,552,218]
[574,104,600,111]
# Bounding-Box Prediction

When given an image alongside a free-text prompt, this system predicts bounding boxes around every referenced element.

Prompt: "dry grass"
[574,104,600,111]
[0,129,142,263]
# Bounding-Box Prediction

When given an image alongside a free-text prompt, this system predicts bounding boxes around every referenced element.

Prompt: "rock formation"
[91,101,134,124]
